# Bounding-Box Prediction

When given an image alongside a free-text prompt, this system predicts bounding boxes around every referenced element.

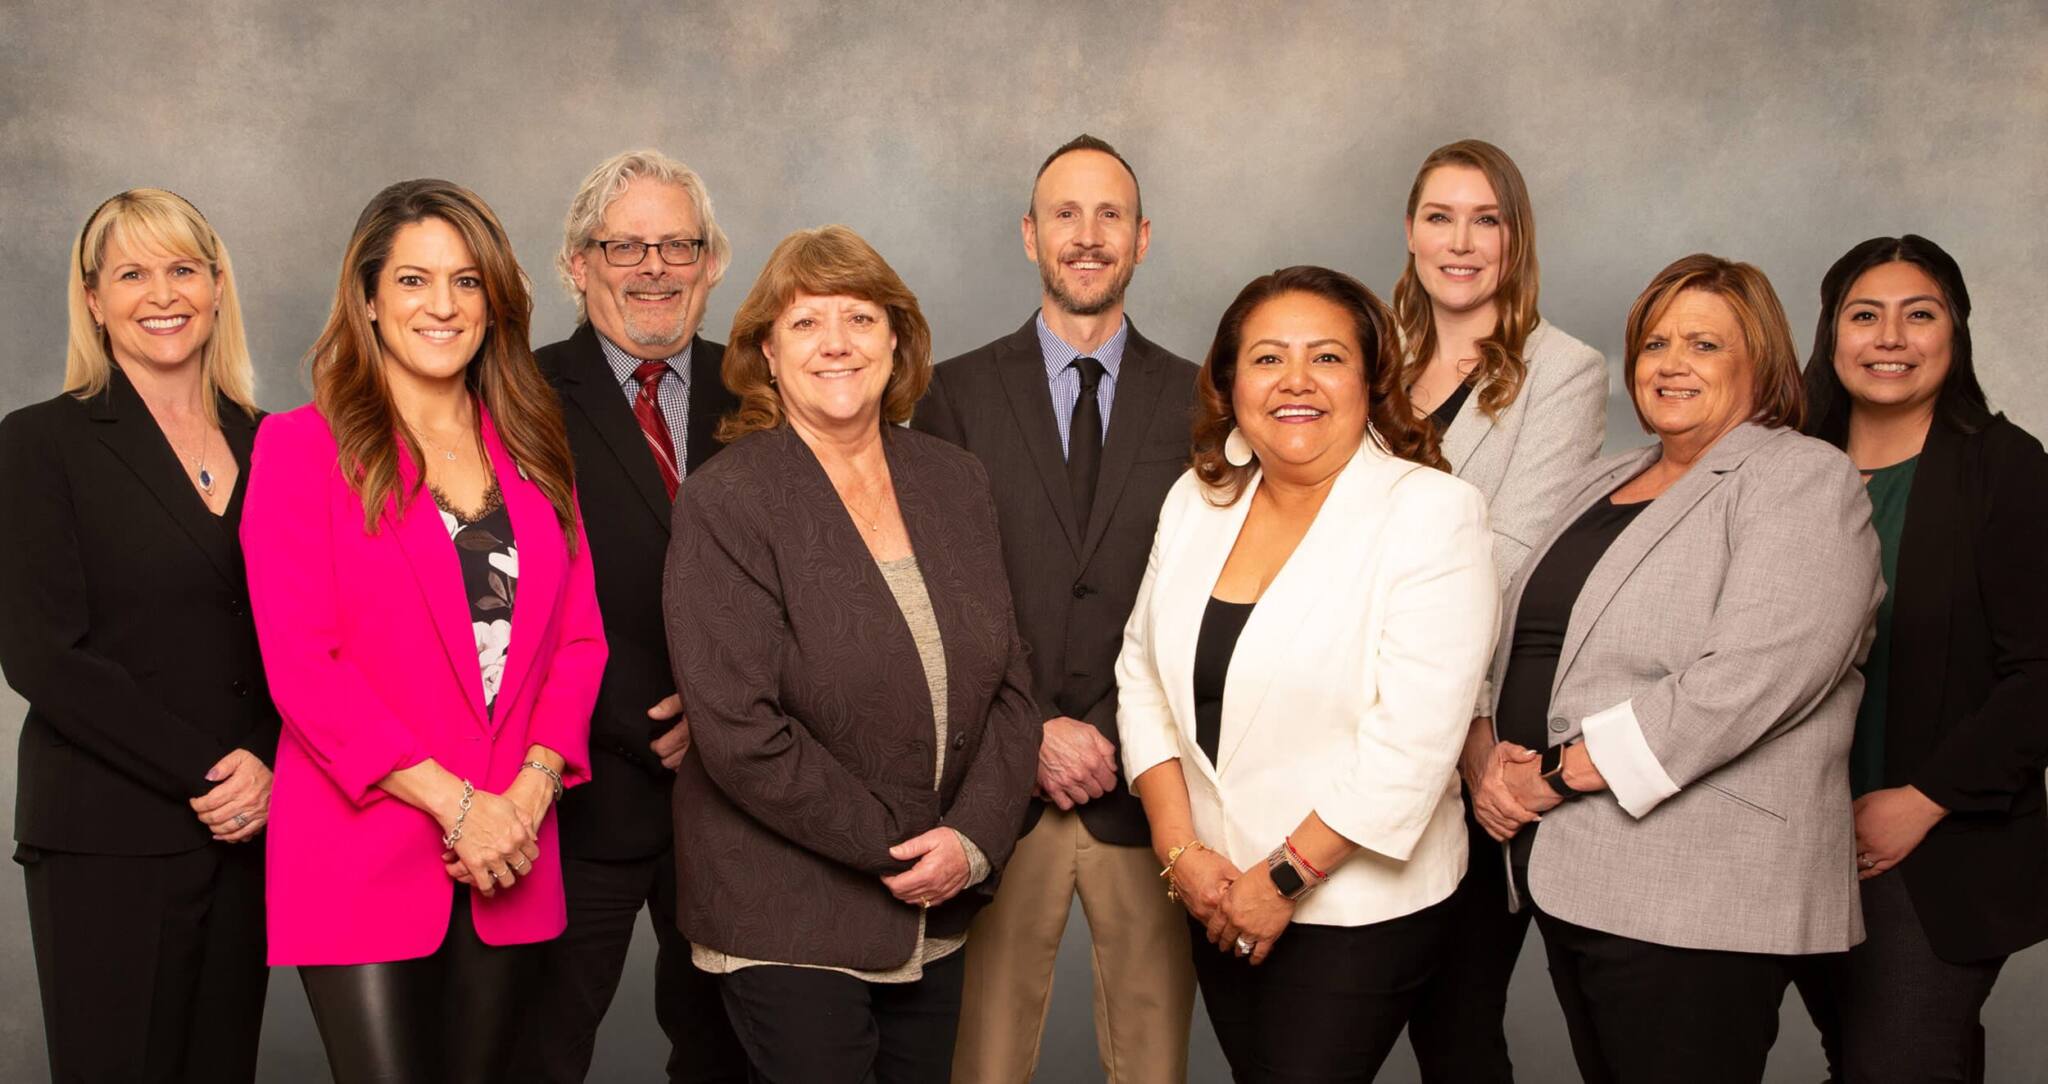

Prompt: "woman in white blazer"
[1117,266,1498,1080]
[1391,138,1610,1084]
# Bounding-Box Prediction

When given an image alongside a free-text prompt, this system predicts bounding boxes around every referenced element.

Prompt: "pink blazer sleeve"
[241,410,427,806]
[523,506,601,787]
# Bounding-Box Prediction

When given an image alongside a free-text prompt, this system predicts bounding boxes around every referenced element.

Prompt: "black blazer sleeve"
[0,408,226,800]
[1911,423,2048,813]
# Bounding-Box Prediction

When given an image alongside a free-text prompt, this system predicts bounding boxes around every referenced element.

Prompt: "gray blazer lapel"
[1439,395,1493,474]
[1549,424,1787,702]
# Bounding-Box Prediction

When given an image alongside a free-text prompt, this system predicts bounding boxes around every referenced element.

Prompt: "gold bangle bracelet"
[1159,839,1207,901]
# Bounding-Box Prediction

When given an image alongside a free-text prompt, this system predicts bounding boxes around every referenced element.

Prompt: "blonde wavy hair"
[1390,139,1541,420]
[67,189,257,424]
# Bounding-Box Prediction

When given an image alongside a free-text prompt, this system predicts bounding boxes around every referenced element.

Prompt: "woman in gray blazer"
[1391,138,1609,1083]
[1479,254,1882,1084]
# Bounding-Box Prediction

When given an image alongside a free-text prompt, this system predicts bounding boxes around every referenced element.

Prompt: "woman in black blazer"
[0,190,278,1082]
[1792,235,2048,1084]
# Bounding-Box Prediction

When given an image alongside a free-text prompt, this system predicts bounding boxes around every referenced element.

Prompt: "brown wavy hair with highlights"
[1391,139,1541,420]
[1192,266,1443,506]
[718,225,933,442]
[1623,253,1806,435]
[309,178,579,545]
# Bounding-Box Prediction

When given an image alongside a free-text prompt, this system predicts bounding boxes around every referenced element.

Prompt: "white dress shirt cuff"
[1580,698,1680,818]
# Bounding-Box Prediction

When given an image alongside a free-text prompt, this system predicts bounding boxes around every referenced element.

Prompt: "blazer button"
[230,679,251,697]
[1071,582,1091,599]
[952,733,967,751]
[1548,717,1569,733]
[226,596,248,616]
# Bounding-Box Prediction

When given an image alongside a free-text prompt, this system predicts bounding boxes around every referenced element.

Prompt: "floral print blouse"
[434,480,518,712]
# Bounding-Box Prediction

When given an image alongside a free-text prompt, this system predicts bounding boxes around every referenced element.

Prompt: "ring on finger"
[1235,937,1255,956]
[232,812,249,828]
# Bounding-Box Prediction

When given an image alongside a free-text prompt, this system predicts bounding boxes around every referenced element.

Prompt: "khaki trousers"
[953,808,1196,1083]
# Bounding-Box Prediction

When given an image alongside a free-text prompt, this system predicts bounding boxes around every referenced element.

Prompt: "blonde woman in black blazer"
[1791,236,2048,1084]
[0,190,276,1082]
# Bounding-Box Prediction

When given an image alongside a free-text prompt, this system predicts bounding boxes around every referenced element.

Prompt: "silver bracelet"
[522,760,564,802]
[440,779,474,849]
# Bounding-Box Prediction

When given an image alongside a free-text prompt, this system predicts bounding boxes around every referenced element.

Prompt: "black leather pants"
[299,892,539,1084]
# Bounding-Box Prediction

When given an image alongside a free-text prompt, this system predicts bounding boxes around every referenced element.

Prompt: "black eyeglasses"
[590,238,706,268]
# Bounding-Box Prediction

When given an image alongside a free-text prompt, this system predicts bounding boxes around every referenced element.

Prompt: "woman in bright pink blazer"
[242,179,602,1083]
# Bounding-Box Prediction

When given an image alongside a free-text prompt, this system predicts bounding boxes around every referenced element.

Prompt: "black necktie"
[1067,357,1105,532]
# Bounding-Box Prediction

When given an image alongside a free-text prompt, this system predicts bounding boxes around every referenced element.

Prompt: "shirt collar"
[597,328,692,388]
[1035,312,1128,384]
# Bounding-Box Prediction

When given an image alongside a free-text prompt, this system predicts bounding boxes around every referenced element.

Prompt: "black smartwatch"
[1265,847,1315,900]
[1540,742,1589,800]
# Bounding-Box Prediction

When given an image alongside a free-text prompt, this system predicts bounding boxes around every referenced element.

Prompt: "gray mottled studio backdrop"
[3,1,2045,1080]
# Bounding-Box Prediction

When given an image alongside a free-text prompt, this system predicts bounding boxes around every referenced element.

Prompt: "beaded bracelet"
[441,779,475,849]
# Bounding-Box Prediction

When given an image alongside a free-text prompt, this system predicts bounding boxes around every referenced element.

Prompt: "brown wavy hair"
[309,178,578,544]
[1622,253,1805,434]
[1192,266,1443,506]
[1390,139,1541,420]
[718,225,932,442]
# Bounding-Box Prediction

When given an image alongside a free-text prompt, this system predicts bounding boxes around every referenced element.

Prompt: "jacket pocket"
[1700,780,1786,823]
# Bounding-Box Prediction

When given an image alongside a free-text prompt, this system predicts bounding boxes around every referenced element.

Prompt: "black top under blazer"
[912,315,1198,847]
[665,424,1041,970]
[0,367,278,855]
[1867,409,2048,962]
[538,323,739,862]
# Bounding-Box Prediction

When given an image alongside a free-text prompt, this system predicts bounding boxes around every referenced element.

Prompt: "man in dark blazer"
[913,134,1199,1083]
[518,149,747,1083]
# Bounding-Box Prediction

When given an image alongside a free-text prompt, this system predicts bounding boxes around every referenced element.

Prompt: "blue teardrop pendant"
[198,466,216,494]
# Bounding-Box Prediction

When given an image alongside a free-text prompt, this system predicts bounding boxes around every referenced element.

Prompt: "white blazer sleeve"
[1117,479,1188,784]
[1319,477,1499,861]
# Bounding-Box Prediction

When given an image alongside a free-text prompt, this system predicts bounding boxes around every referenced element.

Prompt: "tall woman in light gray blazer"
[1482,254,1881,1084]
[1393,138,1609,1084]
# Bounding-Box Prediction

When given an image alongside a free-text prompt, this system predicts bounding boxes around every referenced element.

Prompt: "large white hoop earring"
[1224,427,1255,467]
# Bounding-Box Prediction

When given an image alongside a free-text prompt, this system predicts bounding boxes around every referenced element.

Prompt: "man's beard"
[618,279,694,349]
[1040,249,1135,317]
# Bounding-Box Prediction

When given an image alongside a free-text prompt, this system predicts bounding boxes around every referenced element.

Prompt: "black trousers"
[1405,804,1530,1083]
[1190,895,1455,1082]
[299,891,539,1084]
[19,842,269,1084]
[1535,907,1792,1084]
[717,949,966,1084]
[517,850,747,1082]
[1792,872,2008,1084]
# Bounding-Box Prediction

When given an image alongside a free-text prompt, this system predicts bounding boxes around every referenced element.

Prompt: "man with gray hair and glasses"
[516,149,748,1082]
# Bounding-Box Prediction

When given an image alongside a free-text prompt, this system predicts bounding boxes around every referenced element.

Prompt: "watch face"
[1270,859,1306,897]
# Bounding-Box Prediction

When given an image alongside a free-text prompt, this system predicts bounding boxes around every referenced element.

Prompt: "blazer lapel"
[557,323,674,532]
[683,336,731,473]
[89,369,241,585]
[484,409,559,728]
[993,317,1084,555]
[1148,483,1257,787]
[1883,423,1961,777]
[1077,328,1167,565]
[1212,446,1412,777]
[1550,424,1783,697]
[390,439,489,727]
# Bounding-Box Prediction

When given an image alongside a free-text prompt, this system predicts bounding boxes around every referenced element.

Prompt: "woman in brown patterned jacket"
[662,225,1040,1083]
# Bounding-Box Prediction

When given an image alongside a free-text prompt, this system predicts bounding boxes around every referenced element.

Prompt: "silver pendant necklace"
[195,446,216,495]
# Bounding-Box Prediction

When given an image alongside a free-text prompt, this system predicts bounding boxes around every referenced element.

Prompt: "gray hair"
[556,149,732,322]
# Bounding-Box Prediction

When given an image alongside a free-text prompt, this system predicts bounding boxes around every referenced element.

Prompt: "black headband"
[76,188,211,280]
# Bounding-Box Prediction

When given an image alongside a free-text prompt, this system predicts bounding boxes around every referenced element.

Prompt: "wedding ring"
[232,813,249,828]
[1235,938,1254,956]
[1858,855,1876,870]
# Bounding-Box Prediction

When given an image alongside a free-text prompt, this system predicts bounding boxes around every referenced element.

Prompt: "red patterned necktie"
[630,361,680,500]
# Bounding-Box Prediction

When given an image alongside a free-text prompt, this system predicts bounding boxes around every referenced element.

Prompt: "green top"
[1851,455,1919,797]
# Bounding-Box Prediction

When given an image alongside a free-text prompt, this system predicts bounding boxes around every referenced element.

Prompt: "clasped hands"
[882,828,971,909]
[188,747,272,843]
[1169,845,1295,967]
[1034,716,1118,810]
[439,772,552,898]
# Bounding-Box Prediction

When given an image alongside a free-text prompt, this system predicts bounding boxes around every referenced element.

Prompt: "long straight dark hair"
[309,179,579,545]
[1801,235,1990,446]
